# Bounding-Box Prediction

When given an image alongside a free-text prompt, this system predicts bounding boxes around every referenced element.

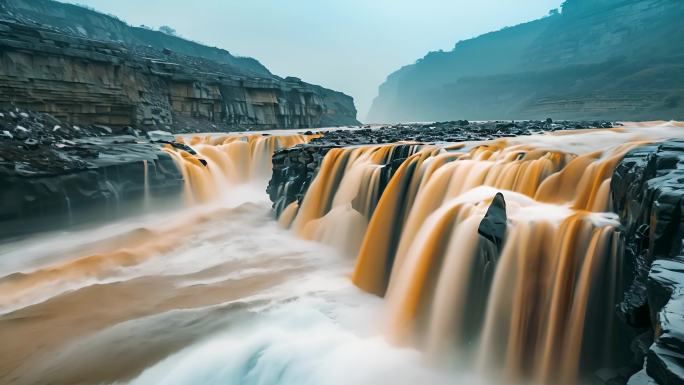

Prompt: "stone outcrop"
[477,193,507,249]
[611,141,684,385]
[267,140,416,217]
[369,0,684,122]
[268,144,335,216]
[0,2,359,131]
[0,108,183,239]
[463,193,508,342]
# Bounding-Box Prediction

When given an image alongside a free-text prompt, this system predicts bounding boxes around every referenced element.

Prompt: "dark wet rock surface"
[462,193,508,344]
[311,120,615,146]
[268,144,337,216]
[612,141,684,385]
[0,109,182,239]
[478,192,507,249]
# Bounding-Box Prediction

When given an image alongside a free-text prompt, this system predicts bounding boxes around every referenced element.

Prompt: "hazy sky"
[68,0,563,121]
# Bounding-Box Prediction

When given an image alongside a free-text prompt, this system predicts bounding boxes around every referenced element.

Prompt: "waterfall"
[157,122,684,384]
[0,132,317,316]
[285,143,426,257]
[279,127,665,384]
[163,133,317,204]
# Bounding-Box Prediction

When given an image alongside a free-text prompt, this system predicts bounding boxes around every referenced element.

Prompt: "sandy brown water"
[0,198,331,385]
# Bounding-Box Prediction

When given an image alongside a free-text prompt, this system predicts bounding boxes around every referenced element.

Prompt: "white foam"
[119,295,484,385]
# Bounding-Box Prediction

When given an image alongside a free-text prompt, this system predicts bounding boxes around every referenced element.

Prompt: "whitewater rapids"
[0,185,474,385]
[4,122,684,385]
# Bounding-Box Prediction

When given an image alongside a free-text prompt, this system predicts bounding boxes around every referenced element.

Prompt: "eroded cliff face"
[369,0,684,122]
[612,142,684,385]
[0,2,359,131]
[0,0,271,77]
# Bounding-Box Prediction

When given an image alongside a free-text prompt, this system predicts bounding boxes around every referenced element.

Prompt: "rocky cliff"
[612,142,684,385]
[0,108,184,239]
[368,0,684,122]
[0,0,359,131]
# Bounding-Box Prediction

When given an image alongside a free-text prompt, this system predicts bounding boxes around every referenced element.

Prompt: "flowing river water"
[1,123,683,385]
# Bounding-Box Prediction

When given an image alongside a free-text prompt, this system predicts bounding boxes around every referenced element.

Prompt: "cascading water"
[164,133,316,204]
[3,123,684,385]
[0,131,344,385]
[0,132,317,315]
[284,143,425,256]
[283,122,684,385]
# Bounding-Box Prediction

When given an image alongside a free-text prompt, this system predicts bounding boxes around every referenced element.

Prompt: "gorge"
[368,0,684,123]
[2,119,684,385]
[1,1,684,385]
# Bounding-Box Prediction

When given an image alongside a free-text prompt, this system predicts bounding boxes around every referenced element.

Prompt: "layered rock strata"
[369,0,684,122]
[0,6,359,131]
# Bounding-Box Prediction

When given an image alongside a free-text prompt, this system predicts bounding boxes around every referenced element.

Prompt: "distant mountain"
[0,0,271,76]
[368,0,684,122]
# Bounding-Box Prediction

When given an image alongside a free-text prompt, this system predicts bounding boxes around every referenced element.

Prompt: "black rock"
[0,109,184,239]
[612,141,684,385]
[478,192,507,249]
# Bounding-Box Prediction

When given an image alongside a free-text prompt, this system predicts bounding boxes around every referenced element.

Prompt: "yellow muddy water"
[282,121,684,384]
[4,123,684,385]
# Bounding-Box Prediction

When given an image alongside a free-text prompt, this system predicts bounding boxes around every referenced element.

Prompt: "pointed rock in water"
[458,192,509,342]
[478,192,507,249]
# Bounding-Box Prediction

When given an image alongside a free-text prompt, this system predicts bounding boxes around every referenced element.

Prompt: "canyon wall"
[0,1,359,131]
[368,0,684,122]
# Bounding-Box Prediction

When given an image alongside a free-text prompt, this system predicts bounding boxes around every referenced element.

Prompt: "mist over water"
[2,0,683,382]
[3,124,684,385]
[0,186,467,385]
[120,285,465,385]
[0,132,468,385]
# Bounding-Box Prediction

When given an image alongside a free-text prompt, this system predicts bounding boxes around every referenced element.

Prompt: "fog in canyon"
[2,1,684,385]
[65,0,564,120]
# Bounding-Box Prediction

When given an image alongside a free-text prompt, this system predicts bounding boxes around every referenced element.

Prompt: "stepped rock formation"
[268,122,684,385]
[368,0,684,122]
[0,0,359,131]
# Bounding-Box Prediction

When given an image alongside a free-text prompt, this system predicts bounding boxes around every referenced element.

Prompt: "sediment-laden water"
[2,123,684,385]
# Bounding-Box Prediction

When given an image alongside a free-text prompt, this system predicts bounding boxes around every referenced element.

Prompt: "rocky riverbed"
[0,108,182,238]
[2,110,682,385]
